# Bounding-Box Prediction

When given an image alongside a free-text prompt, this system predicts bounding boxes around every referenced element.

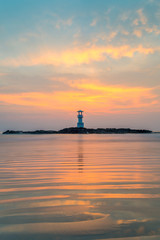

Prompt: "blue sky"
[0,0,160,131]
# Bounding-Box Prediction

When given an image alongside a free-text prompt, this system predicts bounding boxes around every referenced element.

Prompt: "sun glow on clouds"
[0,83,157,113]
[0,0,160,129]
[1,45,154,67]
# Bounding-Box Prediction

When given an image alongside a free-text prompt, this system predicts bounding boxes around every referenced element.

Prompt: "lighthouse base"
[77,123,84,128]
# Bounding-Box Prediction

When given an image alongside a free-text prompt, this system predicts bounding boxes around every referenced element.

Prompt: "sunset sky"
[0,0,160,131]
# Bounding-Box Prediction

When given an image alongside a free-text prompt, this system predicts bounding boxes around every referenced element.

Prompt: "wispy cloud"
[55,17,73,29]
[133,19,139,26]
[1,45,155,67]
[119,11,130,22]
[145,25,160,35]
[107,32,117,42]
[90,18,97,26]
[137,9,147,25]
[133,29,142,38]
[0,83,158,113]
[133,9,147,26]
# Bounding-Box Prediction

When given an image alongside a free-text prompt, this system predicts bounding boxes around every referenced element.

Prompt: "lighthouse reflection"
[77,136,84,173]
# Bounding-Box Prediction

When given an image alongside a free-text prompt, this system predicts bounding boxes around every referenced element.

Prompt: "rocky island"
[3,127,152,134]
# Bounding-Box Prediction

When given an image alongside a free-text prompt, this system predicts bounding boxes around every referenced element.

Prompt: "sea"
[0,133,160,240]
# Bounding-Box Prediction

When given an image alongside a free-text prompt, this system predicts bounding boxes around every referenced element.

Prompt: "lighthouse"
[77,110,84,128]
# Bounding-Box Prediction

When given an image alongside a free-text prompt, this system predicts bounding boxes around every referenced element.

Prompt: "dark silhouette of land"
[3,127,152,134]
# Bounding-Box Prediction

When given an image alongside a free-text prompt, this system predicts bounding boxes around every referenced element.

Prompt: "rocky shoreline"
[3,127,152,134]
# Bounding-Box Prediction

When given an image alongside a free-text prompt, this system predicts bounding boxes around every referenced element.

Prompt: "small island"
[2,110,153,134]
[3,127,152,134]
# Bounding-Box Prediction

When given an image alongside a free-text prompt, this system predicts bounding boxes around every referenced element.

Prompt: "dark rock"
[3,130,23,134]
[3,127,152,134]
[58,127,88,134]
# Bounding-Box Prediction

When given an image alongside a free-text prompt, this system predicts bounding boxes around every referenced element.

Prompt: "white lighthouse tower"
[77,110,84,128]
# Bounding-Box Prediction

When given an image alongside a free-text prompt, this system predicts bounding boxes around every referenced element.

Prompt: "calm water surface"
[0,134,160,240]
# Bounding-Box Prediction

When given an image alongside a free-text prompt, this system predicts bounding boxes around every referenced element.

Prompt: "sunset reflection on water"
[0,134,160,240]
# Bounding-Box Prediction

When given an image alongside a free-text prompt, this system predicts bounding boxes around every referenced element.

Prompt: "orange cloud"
[0,83,158,113]
[1,45,155,67]
[145,25,160,35]
[137,9,147,25]
[133,9,147,26]
[133,29,142,38]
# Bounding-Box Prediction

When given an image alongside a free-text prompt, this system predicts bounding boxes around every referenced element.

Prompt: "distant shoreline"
[3,127,152,134]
